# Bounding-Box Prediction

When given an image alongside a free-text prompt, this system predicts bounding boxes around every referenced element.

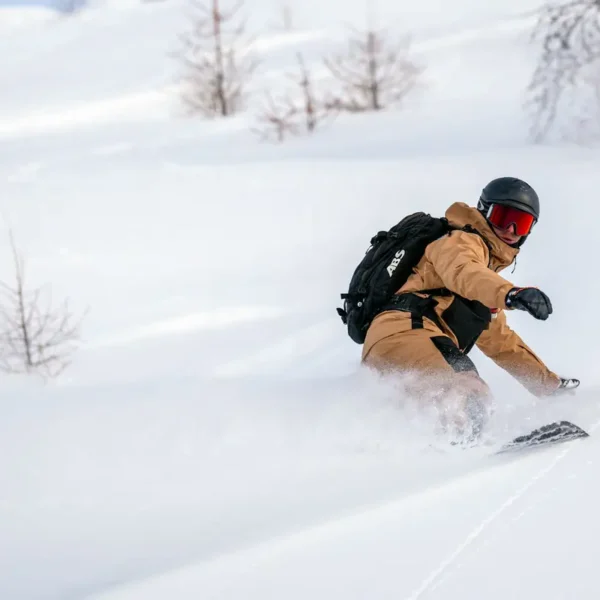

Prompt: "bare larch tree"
[253,53,337,142]
[0,231,86,379]
[295,53,334,133]
[526,0,600,142]
[178,0,258,118]
[324,27,423,113]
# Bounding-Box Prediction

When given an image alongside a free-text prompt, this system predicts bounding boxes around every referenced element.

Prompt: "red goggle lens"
[487,204,536,236]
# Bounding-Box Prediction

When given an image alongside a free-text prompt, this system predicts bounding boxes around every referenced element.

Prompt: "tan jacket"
[363,202,560,396]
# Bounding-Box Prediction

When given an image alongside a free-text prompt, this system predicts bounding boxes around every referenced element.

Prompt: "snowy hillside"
[1,1,600,599]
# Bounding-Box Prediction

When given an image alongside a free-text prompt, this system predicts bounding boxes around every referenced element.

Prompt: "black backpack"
[336,212,453,344]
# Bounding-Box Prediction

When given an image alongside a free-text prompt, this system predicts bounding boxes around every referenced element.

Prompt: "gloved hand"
[505,287,553,320]
[552,377,580,396]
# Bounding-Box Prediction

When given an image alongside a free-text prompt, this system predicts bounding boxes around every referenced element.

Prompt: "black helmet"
[477,177,540,247]
[477,177,540,220]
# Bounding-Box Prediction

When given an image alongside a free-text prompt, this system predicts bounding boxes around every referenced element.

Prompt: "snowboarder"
[361,177,579,434]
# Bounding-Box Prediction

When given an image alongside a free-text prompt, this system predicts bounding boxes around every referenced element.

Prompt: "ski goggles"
[486,204,536,236]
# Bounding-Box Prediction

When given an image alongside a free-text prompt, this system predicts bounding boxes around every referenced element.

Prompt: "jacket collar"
[445,202,519,269]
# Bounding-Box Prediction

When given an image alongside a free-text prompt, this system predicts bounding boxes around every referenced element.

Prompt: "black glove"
[552,377,580,396]
[505,287,553,320]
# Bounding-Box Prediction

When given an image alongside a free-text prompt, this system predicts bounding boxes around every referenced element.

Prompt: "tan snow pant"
[362,315,492,403]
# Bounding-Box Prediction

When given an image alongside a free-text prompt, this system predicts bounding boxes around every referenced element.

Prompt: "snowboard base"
[496,420,589,455]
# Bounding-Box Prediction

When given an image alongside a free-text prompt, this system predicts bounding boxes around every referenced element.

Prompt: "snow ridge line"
[404,421,599,600]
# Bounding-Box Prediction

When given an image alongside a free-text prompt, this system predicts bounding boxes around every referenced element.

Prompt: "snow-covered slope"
[1,1,599,599]
[0,5,54,29]
[85,411,600,600]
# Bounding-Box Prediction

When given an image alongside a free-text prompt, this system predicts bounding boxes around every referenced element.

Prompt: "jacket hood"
[445,202,519,270]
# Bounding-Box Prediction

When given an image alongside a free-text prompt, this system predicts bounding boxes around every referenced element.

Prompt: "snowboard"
[496,420,589,455]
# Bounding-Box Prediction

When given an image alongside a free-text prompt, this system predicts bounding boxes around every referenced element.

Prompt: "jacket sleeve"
[476,310,561,396]
[426,231,514,308]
